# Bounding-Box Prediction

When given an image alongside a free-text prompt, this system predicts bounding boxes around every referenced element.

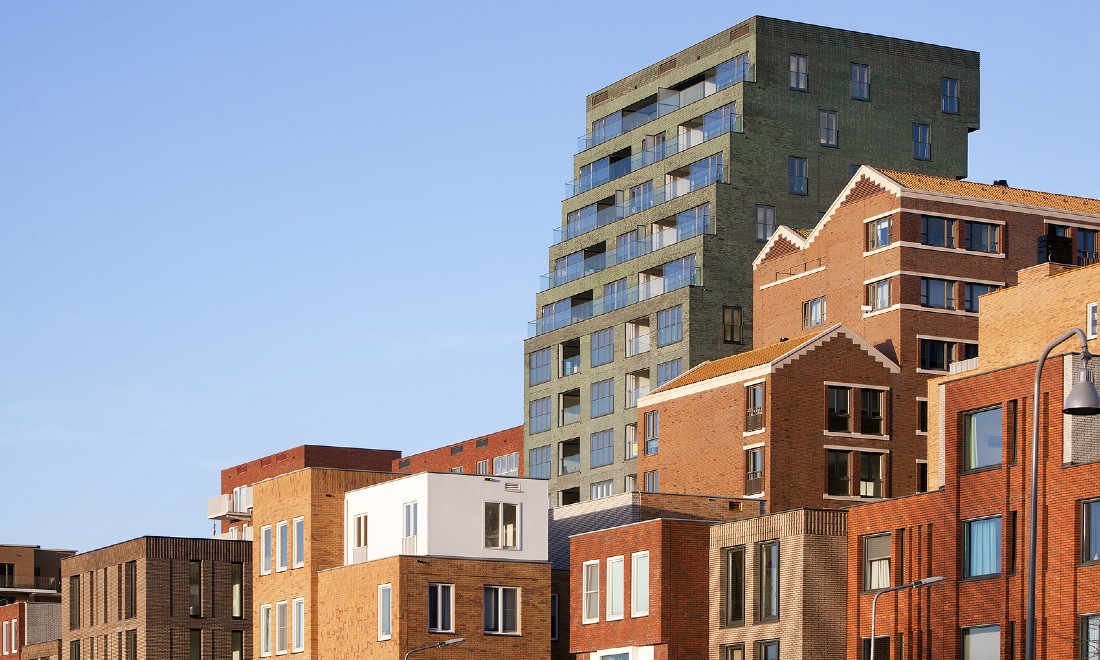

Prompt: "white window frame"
[260,604,272,657]
[7,619,13,653]
[403,502,418,554]
[276,521,289,572]
[1088,302,1098,340]
[3,619,8,655]
[484,502,520,550]
[260,525,272,576]
[591,479,614,500]
[353,514,368,549]
[606,555,625,621]
[275,600,288,655]
[378,584,392,641]
[292,517,305,569]
[631,551,650,617]
[476,459,490,475]
[428,583,455,633]
[483,586,521,635]
[582,560,600,624]
[291,598,304,653]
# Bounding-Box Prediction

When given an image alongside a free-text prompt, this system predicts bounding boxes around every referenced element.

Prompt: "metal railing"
[0,575,60,591]
[775,256,824,281]
[745,472,763,495]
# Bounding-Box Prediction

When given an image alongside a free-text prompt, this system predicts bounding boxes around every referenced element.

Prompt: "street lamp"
[1025,329,1100,660]
[869,576,944,660]
[403,638,465,660]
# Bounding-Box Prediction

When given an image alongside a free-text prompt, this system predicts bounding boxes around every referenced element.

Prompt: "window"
[755,205,775,242]
[789,157,808,195]
[656,359,682,387]
[591,327,614,367]
[789,54,807,90]
[125,630,137,660]
[188,561,202,617]
[591,429,614,468]
[561,337,581,376]
[476,459,489,475]
[725,546,745,625]
[644,411,659,455]
[189,630,201,660]
[428,584,454,632]
[403,501,418,553]
[860,453,884,498]
[745,448,763,495]
[724,305,744,343]
[861,636,891,660]
[591,378,614,417]
[942,77,959,114]
[861,389,884,435]
[231,563,243,619]
[964,517,1002,577]
[551,594,559,641]
[484,586,520,634]
[917,462,929,493]
[1079,229,1098,265]
[913,123,931,160]
[292,599,304,653]
[625,423,638,460]
[378,585,392,640]
[582,561,599,623]
[803,296,826,328]
[493,452,519,476]
[607,556,624,620]
[921,216,955,247]
[656,306,683,346]
[725,644,746,660]
[746,383,765,432]
[920,338,956,371]
[631,551,649,617]
[1084,500,1100,562]
[617,228,641,262]
[867,216,891,250]
[964,406,1003,471]
[864,534,891,590]
[625,474,637,492]
[604,278,629,312]
[277,521,289,572]
[961,625,1000,659]
[69,575,80,629]
[260,604,272,656]
[819,110,838,146]
[827,385,851,432]
[1082,615,1100,660]
[758,641,779,660]
[484,502,519,549]
[851,63,869,100]
[232,630,243,660]
[529,347,551,385]
[591,479,614,500]
[276,601,288,654]
[917,399,929,434]
[827,449,850,496]
[867,279,891,310]
[921,278,956,309]
[966,221,1000,253]
[529,397,551,434]
[123,560,136,619]
[643,469,659,492]
[70,640,80,660]
[758,541,779,621]
[451,466,463,474]
[3,621,7,655]
[560,438,580,474]
[529,445,551,479]
[293,517,304,568]
[965,283,998,312]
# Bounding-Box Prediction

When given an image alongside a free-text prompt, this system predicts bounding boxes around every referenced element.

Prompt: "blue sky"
[1,0,1096,551]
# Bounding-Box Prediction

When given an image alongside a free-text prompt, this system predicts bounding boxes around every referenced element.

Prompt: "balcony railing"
[207,488,253,521]
[561,355,581,376]
[214,526,253,541]
[555,164,727,244]
[541,216,712,291]
[577,63,755,152]
[402,535,418,555]
[0,575,60,592]
[560,454,580,475]
[561,405,581,425]
[568,113,742,196]
[745,471,763,496]
[528,267,701,337]
[627,385,651,408]
[627,333,650,357]
[351,546,369,565]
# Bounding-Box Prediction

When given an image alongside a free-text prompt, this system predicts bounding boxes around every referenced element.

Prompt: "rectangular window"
[860,452,884,498]
[260,604,272,656]
[964,517,1002,577]
[725,546,745,625]
[1079,228,1098,266]
[189,630,201,660]
[582,561,599,623]
[851,63,869,100]
[484,502,519,549]
[961,625,1000,659]
[759,641,780,660]
[656,306,683,346]
[631,551,649,617]
[604,277,629,312]
[827,385,851,432]
[529,397,551,434]
[591,378,614,417]
[529,445,551,479]
[1081,615,1100,660]
[590,429,614,468]
[868,216,891,250]
[476,459,489,475]
[861,637,891,660]
[559,438,580,475]
[625,474,637,492]
[918,399,929,434]
[656,359,682,387]
[232,630,243,660]
[917,462,929,492]
[755,205,775,242]
[125,560,137,619]
[483,586,520,634]
[913,123,931,160]
[277,522,289,572]
[964,406,1003,471]
[942,77,959,114]
[291,598,304,652]
[189,560,202,617]
[1084,500,1100,562]
[293,517,304,568]
[276,601,288,654]
[803,296,826,328]
[591,327,614,367]
[3,620,8,655]
[725,644,746,660]
[758,541,779,621]
[551,593,559,641]
[643,469,659,493]
[493,452,519,476]
[607,556,624,620]
[231,563,243,619]
[867,279,891,310]
[921,215,955,247]
[827,449,850,496]
[920,338,956,371]
[723,305,744,343]
[819,110,838,146]
[625,423,638,460]
[69,575,80,629]
[921,278,956,309]
[70,640,80,660]
[746,383,765,431]
[966,221,1000,253]
[590,479,614,500]
[644,411,659,455]
[745,448,764,495]
[789,157,808,195]
[378,585,392,640]
[428,584,454,633]
[864,534,891,590]
[861,389,884,435]
[789,54,808,90]
[403,501,418,553]
[965,283,998,312]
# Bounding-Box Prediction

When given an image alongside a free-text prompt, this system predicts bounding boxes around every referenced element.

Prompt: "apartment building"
[753,166,1100,496]
[60,536,251,660]
[846,261,1100,659]
[524,15,980,507]
[392,425,524,477]
[0,546,74,605]
[636,324,900,510]
[316,472,551,659]
[209,445,400,542]
[0,602,61,660]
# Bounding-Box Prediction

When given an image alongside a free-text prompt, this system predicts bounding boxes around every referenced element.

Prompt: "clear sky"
[1,0,1096,552]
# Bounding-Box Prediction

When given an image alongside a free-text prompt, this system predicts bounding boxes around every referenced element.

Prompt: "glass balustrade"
[626,334,650,357]
[627,385,651,408]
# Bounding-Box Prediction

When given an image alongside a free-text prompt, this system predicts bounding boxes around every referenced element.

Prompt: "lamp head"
[913,576,945,588]
[443,638,465,646]
[1065,368,1100,416]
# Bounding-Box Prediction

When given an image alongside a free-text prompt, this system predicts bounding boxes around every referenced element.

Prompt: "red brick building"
[391,425,524,477]
[0,601,62,660]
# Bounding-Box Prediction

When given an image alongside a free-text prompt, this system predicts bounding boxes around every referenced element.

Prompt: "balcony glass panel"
[627,385,650,409]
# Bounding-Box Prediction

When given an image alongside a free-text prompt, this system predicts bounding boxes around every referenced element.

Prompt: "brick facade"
[0,546,74,605]
[391,425,524,476]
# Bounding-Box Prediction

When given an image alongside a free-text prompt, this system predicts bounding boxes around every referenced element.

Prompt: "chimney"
[993,179,1009,187]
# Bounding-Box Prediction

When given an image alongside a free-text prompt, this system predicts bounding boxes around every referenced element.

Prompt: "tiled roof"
[879,169,1100,215]
[790,227,812,238]
[653,329,825,393]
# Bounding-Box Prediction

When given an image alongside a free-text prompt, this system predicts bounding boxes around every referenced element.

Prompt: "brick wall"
[0,602,24,660]
[17,640,59,660]
[391,425,525,476]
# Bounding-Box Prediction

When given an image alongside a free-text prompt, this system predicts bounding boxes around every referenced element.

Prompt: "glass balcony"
[627,384,651,408]
[568,113,742,197]
[561,354,581,376]
[560,453,581,475]
[577,61,755,152]
[528,266,701,337]
[627,333,650,357]
[561,404,581,425]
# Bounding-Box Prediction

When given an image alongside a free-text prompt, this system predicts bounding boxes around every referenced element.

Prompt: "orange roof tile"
[878,169,1100,215]
[790,227,812,238]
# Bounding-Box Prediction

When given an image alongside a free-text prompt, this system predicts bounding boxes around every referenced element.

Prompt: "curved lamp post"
[869,576,944,660]
[1025,329,1100,660]
[404,637,465,660]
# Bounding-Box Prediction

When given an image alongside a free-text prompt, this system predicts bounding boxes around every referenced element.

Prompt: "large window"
[124,561,137,619]
[643,470,659,493]
[292,598,304,652]
[484,587,520,634]
[942,77,959,114]
[920,338,956,371]
[724,305,744,343]
[921,216,955,247]
[485,502,519,549]
[803,296,826,328]
[827,449,850,496]
[819,110,838,147]
[864,534,891,590]
[591,328,614,367]
[260,525,272,575]
[493,452,519,476]
[277,521,289,572]
[232,631,243,660]
[746,383,765,431]
[529,348,551,385]
[868,216,891,250]
[966,221,1000,253]
[860,453,884,498]
[529,445,551,479]
[861,637,891,660]
[789,157,808,195]
[921,278,956,309]
[961,625,1000,659]
[1084,500,1100,562]
[745,448,763,495]
[631,551,649,617]
[656,306,683,346]
[964,406,1003,471]
[529,397,551,434]
[607,556,624,620]
[724,645,746,660]
[188,561,202,617]
[851,63,869,100]
[1079,228,1098,266]
[428,584,454,633]
[69,575,80,630]
[1081,615,1100,660]
[624,423,637,460]
[403,501,418,553]
[559,438,580,475]
[591,479,613,500]
[964,283,998,313]
[656,359,682,387]
[867,279,891,311]
[591,378,614,417]
[378,585,392,640]
[275,601,288,654]
[964,517,1002,577]
[582,561,599,623]
[758,541,779,622]
[789,54,808,90]
[591,429,614,468]
[759,641,779,660]
[861,389,884,435]
[725,546,745,625]
[913,123,931,160]
[644,411,659,455]
[293,517,305,568]
[827,385,851,432]
[259,604,271,656]
[755,205,775,242]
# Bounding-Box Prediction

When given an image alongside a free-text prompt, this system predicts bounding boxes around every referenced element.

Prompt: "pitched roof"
[879,169,1100,215]
[790,227,812,238]
[652,329,825,393]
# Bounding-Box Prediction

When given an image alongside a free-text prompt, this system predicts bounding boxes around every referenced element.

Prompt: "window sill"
[292,563,304,570]
[822,494,884,502]
[743,428,766,437]
[606,614,624,622]
[428,630,457,635]
[484,631,522,637]
[743,492,765,499]
[823,431,890,441]
[961,464,1002,476]
[959,573,1000,583]
[631,611,649,619]
[915,368,949,375]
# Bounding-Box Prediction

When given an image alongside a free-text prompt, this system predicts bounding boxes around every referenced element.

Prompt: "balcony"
[568,112,741,197]
[351,546,369,565]
[0,575,60,592]
[207,487,253,521]
[214,526,253,542]
[577,60,755,152]
[627,384,650,409]
[402,535,418,555]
